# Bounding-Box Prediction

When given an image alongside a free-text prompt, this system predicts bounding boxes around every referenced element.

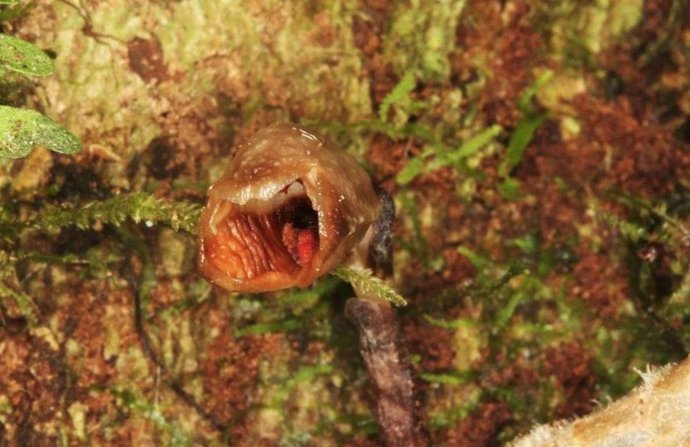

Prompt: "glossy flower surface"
[198,124,380,292]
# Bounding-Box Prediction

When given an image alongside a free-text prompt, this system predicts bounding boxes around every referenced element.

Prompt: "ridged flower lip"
[198,124,380,293]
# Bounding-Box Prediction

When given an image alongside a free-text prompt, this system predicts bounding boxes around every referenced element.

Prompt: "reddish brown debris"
[571,252,629,318]
[366,134,413,186]
[456,1,544,128]
[542,343,597,419]
[352,0,398,106]
[404,321,455,371]
[127,36,169,84]
[439,401,513,447]
[199,302,280,441]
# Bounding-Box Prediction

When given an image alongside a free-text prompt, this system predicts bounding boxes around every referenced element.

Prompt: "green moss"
[13,192,201,234]
[111,387,192,446]
[427,388,481,430]
[533,0,645,74]
[378,71,424,123]
[397,124,502,186]
[383,0,467,80]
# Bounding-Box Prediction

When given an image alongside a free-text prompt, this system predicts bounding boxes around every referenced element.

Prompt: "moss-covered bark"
[1,0,689,445]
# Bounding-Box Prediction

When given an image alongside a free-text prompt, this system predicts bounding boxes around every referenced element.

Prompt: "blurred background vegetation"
[0,0,689,445]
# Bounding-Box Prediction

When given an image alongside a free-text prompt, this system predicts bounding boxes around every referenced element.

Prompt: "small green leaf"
[0,0,20,4]
[498,71,553,178]
[456,246,490,269]
[420,370,475,385]
[396,156,425,186]
[0,106,81,158]
[424,314,479,330]
[498,177,522,200]
[427,124,502,171]
[0,280,37,326]
[512,234,537,254]
[378,71,416,121]
[332,265,407,307]
[517,70,554,114]
[396,125,502,185]
[495,292,526,328]
[0,34,54,76]
[499,112,548,177]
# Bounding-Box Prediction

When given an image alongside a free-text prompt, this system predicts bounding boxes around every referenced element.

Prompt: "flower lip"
[198,124,380,293]
[199,180,319,290]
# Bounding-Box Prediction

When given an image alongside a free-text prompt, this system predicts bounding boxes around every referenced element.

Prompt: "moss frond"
[0,249,37,325]
[3,192,202,235]
[332,265,407,307]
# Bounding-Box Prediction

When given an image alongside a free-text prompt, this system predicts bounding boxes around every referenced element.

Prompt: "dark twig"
[132,272,228,433]
[346,297,428,447]
[346,189,429,447]
[56,0,124,45]
[118,225,228,434]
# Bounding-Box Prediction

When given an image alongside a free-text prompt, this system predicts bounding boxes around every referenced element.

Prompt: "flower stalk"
[198,124,428,445]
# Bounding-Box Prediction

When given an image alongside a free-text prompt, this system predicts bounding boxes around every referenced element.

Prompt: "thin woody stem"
[346,187,429,446]
[346,296,428,447]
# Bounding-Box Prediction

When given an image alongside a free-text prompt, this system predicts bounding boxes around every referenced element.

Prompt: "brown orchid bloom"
[198,124,380,293]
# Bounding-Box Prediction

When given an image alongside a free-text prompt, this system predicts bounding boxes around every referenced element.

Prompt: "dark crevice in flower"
[278,194,319,267]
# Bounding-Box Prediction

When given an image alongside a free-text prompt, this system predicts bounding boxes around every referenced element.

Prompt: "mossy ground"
[1,0,689,445]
